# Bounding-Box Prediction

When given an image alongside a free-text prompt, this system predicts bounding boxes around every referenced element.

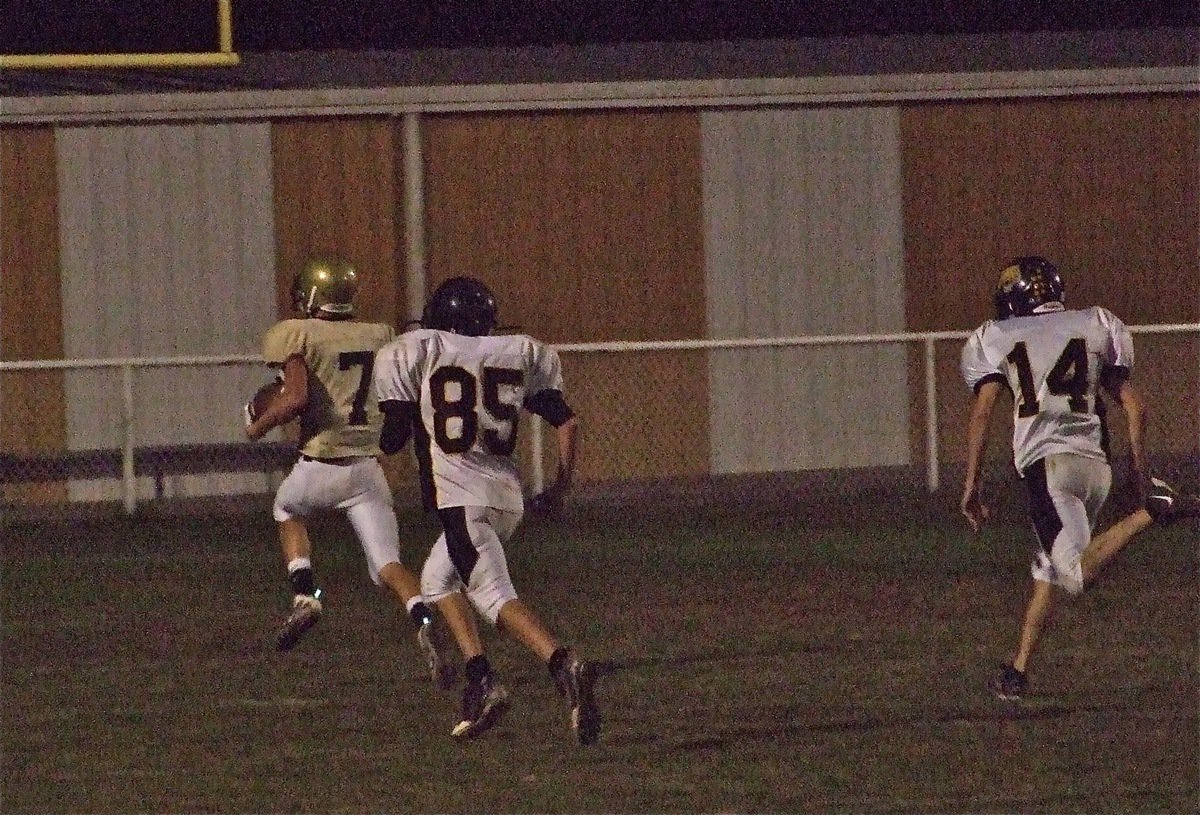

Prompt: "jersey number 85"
[430,365,522,455]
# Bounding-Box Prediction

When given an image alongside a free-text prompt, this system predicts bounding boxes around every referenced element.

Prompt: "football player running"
[244,258,455,689]
[372,276,601,745]
[959,256,1199,701]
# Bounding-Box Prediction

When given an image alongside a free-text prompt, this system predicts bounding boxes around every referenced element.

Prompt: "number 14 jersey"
[960,306,1134,474]
[373,328,566,512]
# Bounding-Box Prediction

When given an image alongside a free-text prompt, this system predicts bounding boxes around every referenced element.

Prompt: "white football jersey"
[262,317,395,458]
[373,329,566,511]
[960,306,1134,474]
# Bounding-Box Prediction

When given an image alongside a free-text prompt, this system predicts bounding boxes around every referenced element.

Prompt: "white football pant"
[1025,453,1111,595]
[273,457,401,585]
[421,504,522,624]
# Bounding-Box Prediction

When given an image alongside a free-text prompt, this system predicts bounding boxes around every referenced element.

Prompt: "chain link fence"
[3,326,1197,518]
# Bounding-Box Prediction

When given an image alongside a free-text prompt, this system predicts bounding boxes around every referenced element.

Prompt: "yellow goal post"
[0,0,239,69]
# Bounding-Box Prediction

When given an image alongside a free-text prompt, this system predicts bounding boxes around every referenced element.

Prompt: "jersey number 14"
[1006,337,1089,418]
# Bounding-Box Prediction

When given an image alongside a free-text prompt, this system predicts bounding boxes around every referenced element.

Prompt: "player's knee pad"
[420,570,456,600]
[1031,549,1084,595]
[420,546,463,600]
[467,578,518,625]
[345,504,401,587]
[1052,552,1085,595]
[272,480,298,522]
[272,467,313,522]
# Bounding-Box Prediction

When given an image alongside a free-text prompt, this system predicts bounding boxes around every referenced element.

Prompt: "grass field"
[2,475,1196,813]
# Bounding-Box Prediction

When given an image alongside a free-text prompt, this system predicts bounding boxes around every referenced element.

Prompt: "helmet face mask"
[423,276,498,336]
[994,256,1065,320]
[292,258,359,317]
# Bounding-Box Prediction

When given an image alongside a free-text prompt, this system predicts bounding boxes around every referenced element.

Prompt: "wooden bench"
[0,442,298,498]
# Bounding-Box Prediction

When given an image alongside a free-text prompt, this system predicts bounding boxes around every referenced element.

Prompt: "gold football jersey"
[262,317,396,458]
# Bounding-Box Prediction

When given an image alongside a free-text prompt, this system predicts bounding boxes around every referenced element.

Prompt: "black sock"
[547,646,571,679]
[409,602,433,627]
[465,655,492,683]
[289,567,315,597]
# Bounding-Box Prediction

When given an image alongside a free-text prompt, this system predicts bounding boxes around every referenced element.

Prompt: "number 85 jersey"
[373,328,566,512]
[960,306,1135,474]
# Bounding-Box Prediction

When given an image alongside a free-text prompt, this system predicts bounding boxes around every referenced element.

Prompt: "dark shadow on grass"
[610,701,1118,753]
[594,642,841,675]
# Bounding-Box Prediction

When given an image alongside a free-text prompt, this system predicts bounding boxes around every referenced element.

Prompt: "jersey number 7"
[339,351,376,426]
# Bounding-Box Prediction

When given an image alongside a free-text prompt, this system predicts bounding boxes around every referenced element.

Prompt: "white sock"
[286,557,312,575]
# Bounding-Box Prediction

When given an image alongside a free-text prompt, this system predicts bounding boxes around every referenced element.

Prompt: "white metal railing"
[0,354,259,513]
[3,324,1197,510]
[530,323,1200,494]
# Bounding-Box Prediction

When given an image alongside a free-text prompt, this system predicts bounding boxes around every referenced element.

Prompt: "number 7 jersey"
[262,317,396,458]
[373,328,566,511]
[960,306,1134,474]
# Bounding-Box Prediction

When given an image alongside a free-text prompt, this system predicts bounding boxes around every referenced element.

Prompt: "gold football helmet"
[292,258,359,317]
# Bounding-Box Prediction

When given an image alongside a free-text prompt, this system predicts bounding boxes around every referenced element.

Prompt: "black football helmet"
[423,276,498,336]
[993,256,1065,320]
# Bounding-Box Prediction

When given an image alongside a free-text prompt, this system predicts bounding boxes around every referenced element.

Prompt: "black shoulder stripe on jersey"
[411,415,438,513]
[973,372,1009,395]
[524,389,574,427]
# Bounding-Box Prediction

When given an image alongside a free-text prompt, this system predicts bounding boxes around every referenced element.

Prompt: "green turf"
[2,491,1196,813]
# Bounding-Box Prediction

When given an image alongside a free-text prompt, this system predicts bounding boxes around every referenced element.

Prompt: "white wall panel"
[55,122,276,499]
[702,106,908,472]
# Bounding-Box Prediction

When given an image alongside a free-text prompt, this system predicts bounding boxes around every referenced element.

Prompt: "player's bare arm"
[1104,372,1148,503]
[525,390,578,516]
[961,379,1003,532]
[246,354,309,441]
[538,415,580,510]
[552,415,579,493]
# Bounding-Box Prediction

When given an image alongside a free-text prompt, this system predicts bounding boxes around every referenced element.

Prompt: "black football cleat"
[451,673,510,739]
[989,663,1028,701]
[1146,477,1200,525]
[554,652,601,746]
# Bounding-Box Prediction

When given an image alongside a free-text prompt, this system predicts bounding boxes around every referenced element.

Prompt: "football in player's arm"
[247,258,455,689]
[244,355,307,441]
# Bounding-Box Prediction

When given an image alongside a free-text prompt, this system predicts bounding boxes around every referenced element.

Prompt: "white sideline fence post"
[924,337,939,493]
[401,111,427,323]
[121,364,137,515]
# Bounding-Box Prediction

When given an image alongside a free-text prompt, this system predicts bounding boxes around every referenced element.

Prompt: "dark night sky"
[3,1,1198,55]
